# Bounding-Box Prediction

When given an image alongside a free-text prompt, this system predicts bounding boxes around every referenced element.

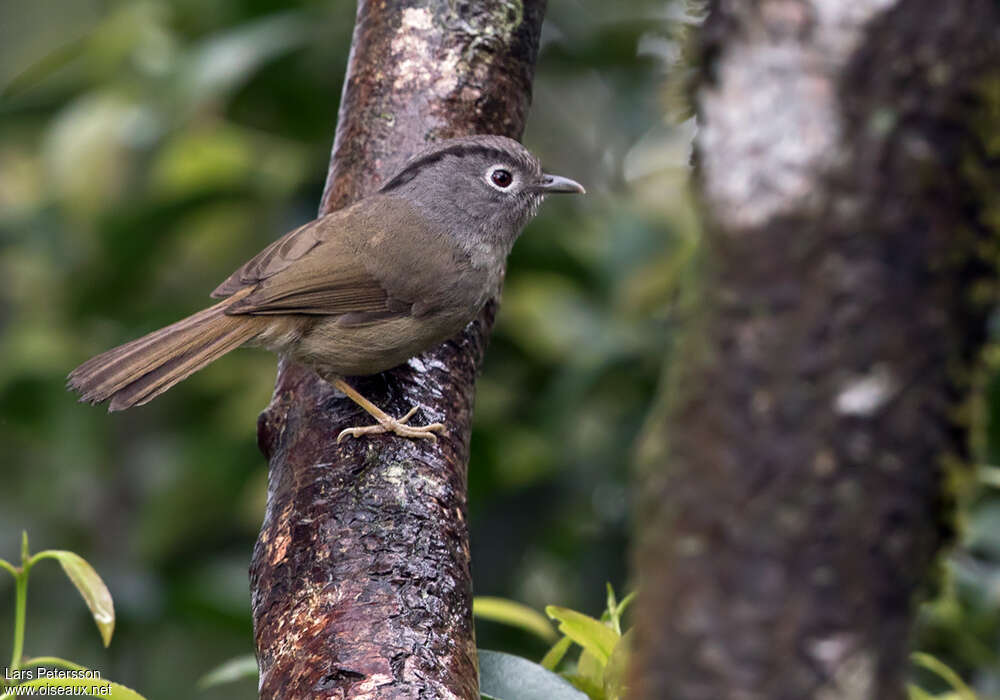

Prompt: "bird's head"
[380,135,585,255]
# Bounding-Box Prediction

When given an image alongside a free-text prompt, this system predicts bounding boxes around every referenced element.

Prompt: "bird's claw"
[336,406,447,443]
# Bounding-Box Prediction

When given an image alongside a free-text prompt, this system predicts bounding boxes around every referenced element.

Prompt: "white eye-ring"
[486,165,515,191]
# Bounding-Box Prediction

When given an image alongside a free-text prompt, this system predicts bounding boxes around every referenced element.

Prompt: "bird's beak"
[537,173,586,194]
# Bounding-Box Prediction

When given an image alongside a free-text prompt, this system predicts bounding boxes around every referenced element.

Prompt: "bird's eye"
[490,168,513,189]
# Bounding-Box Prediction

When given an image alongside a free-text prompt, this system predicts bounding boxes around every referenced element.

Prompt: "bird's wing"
[216,197,451,320]
[211,218,327,298]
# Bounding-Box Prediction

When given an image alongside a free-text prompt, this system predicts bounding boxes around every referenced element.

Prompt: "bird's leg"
[325,375,446,442]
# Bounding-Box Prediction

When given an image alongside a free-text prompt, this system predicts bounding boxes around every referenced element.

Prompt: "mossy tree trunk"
[249,1,546,698]
[633,1,1000,698]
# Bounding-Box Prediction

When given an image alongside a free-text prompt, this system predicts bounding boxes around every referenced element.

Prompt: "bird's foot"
[336,406,447,443]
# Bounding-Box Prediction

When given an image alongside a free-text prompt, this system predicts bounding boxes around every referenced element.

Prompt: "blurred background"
[0,0,997,697]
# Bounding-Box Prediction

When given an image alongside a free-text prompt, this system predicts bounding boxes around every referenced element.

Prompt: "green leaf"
[603,631,632,700]
[615,592,636,620]
[562,671,604,700]
[546,606,619,664]
[577,649,604,689]
[474,597,557,642]
[197,654,259,688]
[0,677,146,699]
[18,656,87,672]
[911,653,977,700]
[33,550,115,647]
[907,686,936,700]
[541,636,573,671]
[0,559,16,579]
[479,650,588,700]
[604,584,636,636]
[605,584,620,635]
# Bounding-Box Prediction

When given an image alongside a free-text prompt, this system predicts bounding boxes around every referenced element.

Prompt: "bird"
[68,135,585,441]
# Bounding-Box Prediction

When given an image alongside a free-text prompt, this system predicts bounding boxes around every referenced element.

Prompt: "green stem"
[9,533,32,672]
[9,572,27,670]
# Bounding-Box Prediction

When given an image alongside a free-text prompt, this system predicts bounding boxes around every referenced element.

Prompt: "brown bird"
[68,135,585,441]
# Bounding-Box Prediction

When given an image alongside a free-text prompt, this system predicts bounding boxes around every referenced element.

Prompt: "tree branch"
[249,1,546,697]
[633,1,1000,698]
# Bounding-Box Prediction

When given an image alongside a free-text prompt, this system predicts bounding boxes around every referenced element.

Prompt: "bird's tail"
[68,290,263,411]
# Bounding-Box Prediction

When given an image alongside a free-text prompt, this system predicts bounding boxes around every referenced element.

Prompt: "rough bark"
[249,2,546,698]
[633,1,1000,699]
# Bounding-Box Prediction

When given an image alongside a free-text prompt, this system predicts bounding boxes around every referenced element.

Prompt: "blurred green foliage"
[0,0,690,695]
[473,584,634,700]
[3,0,997,697]
[0,533,146,699]
[914,358,1000,698]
